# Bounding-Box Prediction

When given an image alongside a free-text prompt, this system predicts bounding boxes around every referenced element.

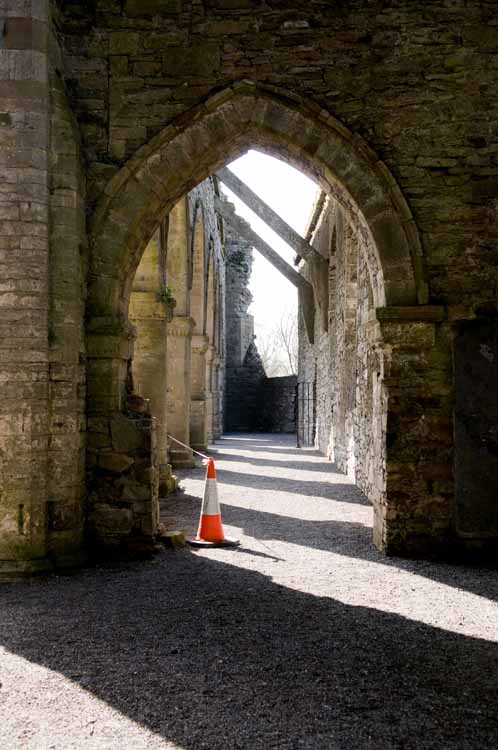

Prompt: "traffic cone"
[187,457,239,548]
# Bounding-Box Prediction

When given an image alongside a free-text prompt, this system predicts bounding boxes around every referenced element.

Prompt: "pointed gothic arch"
[85,83,435,557]
[87,83,425,328]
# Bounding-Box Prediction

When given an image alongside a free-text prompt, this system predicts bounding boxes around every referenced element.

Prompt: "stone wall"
[224,219,258,432]
[86,403,159,556]
[299,198,386,517]
[225,342,266,433]
[225,221,254,370]
[299,193,456,556]
[4,1,498,566]
[255,375,297,434]
[353,250,385,514]
[0,3,88,573]
[56,0,498,312]
[298,198,334,457]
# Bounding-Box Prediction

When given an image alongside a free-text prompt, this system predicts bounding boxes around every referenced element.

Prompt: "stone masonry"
[224,220,260,432]
[2,1,498,571]
[255,375,297,434]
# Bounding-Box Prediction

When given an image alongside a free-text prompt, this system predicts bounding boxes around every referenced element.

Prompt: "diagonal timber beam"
[214,196,315,343]
[217,166,319,263]
[215,196,304,287]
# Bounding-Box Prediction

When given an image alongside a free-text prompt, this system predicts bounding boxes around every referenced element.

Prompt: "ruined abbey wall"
[55,0,498,313]
[224,221,259,432]
[129,177,226,470]
[299,198,383,499]
[3,0,498,570]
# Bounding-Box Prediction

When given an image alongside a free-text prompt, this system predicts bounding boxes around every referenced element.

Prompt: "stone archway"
[85,83,448,558]
[88,84,424,325]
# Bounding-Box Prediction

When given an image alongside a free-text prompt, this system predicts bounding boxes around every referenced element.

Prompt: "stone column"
[167,316,195,467]
[0,3,52,574]
[212,355,224,439]
[190,334,209,452]
[205,345,216,443]
[130,291,172,486]
[85,321,160,554]
[374,306,453,558]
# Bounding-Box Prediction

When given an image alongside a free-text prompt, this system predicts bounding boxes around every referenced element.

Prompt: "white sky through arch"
[220,150,319,350]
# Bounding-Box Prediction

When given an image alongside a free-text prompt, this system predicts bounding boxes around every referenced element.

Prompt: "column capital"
[192,334,209,355]
[168,315,195,338]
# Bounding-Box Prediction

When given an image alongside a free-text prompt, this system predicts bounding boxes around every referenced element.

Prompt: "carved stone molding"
[192,334,209,355]
[205,344,216,364]
[168,315,195,338]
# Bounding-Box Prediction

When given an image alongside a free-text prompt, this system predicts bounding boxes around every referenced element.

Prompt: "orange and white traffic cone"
[187,457,239,548]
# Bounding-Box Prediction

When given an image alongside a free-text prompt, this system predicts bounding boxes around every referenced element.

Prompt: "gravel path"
[1,433,498,750]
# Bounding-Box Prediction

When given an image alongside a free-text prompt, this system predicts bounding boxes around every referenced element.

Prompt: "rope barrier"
[167,434,210,461]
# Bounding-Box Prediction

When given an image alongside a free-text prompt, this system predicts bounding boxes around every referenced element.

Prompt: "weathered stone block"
[89,504,133,536]
[110,412,150,453]
[158,530,186,547]
[125,0,181,16]
[380,321,436,349]
[98,452,134,473]
[163,45,220,76]
[116,477,150,502]
[109,32,139,56]
[47,500,82,532]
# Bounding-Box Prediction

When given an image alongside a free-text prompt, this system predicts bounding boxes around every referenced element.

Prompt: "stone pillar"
[0,2,52,574]
[190,334,209,452]
[85,321,160,555]
[167,316,195,467]
[130,291,172,486]
[205,345,216,443]
[212,355,224,439]
[374,306,453,558]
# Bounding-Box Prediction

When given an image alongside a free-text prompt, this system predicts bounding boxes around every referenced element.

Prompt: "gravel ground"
[1,433,498,750]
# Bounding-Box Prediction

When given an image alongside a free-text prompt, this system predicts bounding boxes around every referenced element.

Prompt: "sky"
[220,150,319,339]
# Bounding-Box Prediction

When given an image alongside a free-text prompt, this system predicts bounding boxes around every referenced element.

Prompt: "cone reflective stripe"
[196,458,224,542]
[187,457,240,548]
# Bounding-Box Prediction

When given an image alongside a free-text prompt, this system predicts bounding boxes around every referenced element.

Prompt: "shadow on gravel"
[212,451,351,475]
[223,445,308,456]
[1,553,498,749]
[214,468,369,505]
[216,437,306,457]
[216,502,498,605]
[163,489,498,606]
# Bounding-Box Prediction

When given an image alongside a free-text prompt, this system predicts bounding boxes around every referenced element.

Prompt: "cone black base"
[186,537,240,548]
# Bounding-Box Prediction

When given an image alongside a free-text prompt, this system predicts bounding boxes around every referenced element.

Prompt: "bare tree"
[276,309,298,374]
[255,328,280,375]
[255,305,298,377]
